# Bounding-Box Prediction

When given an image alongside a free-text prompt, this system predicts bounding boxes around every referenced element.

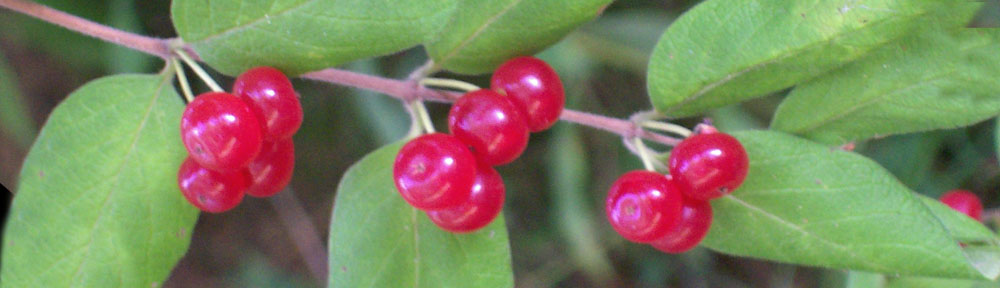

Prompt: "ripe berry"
[181,92,263,171]
[394,133,477,210]
[233,66,303,140]
[246,139,295,198]
[650,197,713,254]
[940,189,983,221]
[427,163,505,233]
[669,132,749,201]
[606,171,684,243]
[178,157,248,213]
[490,56,565,132]
[448,90,530,166]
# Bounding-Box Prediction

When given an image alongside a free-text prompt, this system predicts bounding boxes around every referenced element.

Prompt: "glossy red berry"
[181,92,263,171]
[940,189,983,221]
[650,197,713,254]
[178,157,248,213]
[448,90,530,166]
[233,66,303,140]
[427,163,506,233]
[246,139,295,198]
[394,133,477,210]
[669,132,749,201]
[606,171,684,243]
[490,56,565,132]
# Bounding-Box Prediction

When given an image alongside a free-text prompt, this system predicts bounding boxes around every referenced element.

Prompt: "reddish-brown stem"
[301,69,681,146]
[0,0,684,146]
[0,0,173,59]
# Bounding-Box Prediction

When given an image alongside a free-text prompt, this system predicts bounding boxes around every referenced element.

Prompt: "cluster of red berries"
[939,189,983,221]
[177,67,303,213]
[393,57,564,233]
[606,129,749,253]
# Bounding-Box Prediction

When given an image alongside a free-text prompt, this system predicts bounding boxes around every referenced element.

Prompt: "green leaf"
[328,142,514,288]
[703,130,1000,279]
[0,51,37,149]
[426,0,611,74]
[647,0,954,117]
[1,74,198,286]
[771,28,1000,144]
[171,0,455,76]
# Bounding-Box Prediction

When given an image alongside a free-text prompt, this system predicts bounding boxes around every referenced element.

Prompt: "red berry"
[669,132,749,201]
[233,66,303,140]
[178,157,248,213]
[650,197,713,254]
[427,163,505,233]
[246,139,295,198]
[394,133,477,210]
[181,92,263,171]
[448,90,530,166]
[490,56,564,132]
[940,189,983,221]
[605,171,684,243]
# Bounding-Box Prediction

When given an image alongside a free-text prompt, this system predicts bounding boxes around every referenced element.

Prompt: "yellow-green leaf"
[1,74,198,287]
[704,131,1000,279]
[648,0,954,117]
[426,0,611,74]
[171,0,455,75]
[328,142,514,287]
[771,28,1000,144]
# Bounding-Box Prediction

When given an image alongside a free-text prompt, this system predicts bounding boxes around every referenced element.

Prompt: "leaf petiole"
[171,58,195,103]
[641,121,692,138]
[419,78,480,93]
[410,100,436,134]
[631,137,656,172]
[174,48,223,93]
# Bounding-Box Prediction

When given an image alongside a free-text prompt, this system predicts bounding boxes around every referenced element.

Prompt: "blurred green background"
[1,0,1000,287]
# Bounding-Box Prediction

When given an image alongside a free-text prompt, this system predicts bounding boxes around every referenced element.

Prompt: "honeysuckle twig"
[0,0,683,146]
[0,0,173,59]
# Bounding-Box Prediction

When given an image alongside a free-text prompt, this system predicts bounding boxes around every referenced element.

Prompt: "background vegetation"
[2,0,1000,287]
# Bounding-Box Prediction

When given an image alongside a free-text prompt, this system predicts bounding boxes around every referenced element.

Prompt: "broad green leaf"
[426,0,611,74]
[647,0,955,117]
[328,142,514,288]
[703,130,1000,279]
[1,74,198,286]
[0,52,37,149]
[171,0,455,76]
[771,28,1000,144]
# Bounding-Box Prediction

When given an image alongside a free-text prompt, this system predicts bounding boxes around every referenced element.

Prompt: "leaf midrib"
[723,194,894,271]
[65,75,171,286]
[780,38,997,135]
[663,7,923,114]
[435,0,526,67]
[191,0,318,44]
